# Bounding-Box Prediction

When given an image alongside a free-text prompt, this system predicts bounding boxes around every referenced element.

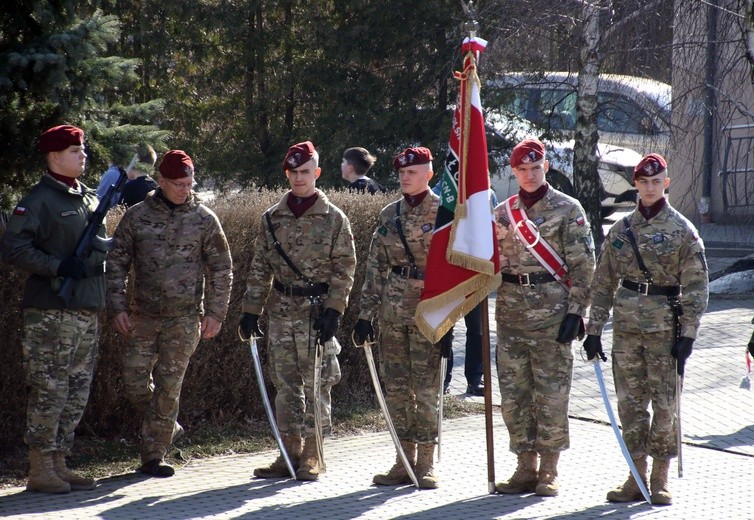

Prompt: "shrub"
[0,187,396,447]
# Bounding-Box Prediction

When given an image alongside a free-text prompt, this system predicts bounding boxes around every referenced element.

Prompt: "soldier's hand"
[556,313,585,344]
[57,256,88,279]
[437,328,453,359]
[583,335,606,362]
[354,319,375,346]
[112,311,133,337]
[747,331,754,356]
[239,313,262,340]
[314,308,341,344]
[201,315,222,339]
[671,337,694,376]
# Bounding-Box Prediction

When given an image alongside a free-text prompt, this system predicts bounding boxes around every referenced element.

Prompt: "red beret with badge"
[283,141,316,171]
[38,125,84,153]
[159,150,194,179]
[393,147,433,170]
[633,153,667,180]
[510,138,546,168]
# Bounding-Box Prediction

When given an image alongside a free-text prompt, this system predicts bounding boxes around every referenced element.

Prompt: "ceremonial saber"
[313,339,327,472]
[437,356,447,463]
[593,360,651,503]
[676,367,683,478]
[354,333,419,487]
[239,328,295,479]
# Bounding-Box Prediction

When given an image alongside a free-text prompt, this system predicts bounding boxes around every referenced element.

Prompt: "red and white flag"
[415,36,501,344]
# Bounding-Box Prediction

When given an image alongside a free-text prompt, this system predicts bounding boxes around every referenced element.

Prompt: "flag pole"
[460,0,496,494]
[480,296,496,493]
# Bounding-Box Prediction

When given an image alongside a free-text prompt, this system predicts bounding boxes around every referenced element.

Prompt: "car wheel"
[546,169,574,197]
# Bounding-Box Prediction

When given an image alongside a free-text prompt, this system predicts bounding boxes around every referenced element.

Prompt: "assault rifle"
[57,154,138,306]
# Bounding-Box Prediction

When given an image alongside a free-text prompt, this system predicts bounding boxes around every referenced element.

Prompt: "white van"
[488,71,671,157]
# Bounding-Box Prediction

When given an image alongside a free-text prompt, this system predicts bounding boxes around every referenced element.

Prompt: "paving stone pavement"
[1,222,753,519]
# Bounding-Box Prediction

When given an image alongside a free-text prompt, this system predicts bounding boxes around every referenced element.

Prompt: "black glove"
[354,319,375,346]
[314,308,341,344]
[57,256,88,280]
[556,313,585,344]
[671,337,694,376]
[239,313,262,340]
[438,328,453,359]
[583,335,606,361]
[748,331,754,357]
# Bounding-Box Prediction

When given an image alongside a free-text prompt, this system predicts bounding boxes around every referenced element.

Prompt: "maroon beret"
[510,138,545,168]
[633,153,667,180]
[38,125,84,153]
[393,147,433,170]
[159,150,194,179]
[283,141,316,171]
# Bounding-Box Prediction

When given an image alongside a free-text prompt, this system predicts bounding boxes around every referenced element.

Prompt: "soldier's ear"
[315,167,321,180]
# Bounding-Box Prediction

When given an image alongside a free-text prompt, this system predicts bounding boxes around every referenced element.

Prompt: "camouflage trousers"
[496,322,573,453]
[378,321,442,444]
[122,314,201,463]
[267,297,341,437]
[612,328,678,460]
[21,308,99,453]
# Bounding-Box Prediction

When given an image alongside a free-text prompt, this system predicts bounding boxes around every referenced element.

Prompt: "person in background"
[341,146,386,194]
[120,144,159,207]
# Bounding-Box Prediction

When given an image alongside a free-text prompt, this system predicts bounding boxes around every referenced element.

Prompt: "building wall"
[671,0,754,222]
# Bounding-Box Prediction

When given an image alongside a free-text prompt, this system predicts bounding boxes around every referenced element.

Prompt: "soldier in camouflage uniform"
[0,125,104,493]
[493,138,595,497]
[583,153,709,506]
[107,150,233,478]
[239,141,356,481]
[354,146,449,489]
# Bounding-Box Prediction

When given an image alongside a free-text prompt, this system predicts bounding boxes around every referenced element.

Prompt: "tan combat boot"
[606,455,648,502]
[27,449,70,494]
[650,458,673,505]
[414,443,439,489]
[495,451,538,494]
[295,436,320,481]
[535,451,560,496]
[373,441,416,486]
[52,452,96,490]
[253,433,302,478]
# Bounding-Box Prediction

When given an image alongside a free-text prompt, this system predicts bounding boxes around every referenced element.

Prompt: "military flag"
[415,36,501,344]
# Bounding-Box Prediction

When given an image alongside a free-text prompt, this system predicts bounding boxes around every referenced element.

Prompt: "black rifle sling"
[622,216,683,339]
[395,201,417,267]
[622,217,653,283]
[264,210,312,285]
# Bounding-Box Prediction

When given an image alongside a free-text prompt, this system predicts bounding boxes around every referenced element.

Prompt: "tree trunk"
[573,0,610,251]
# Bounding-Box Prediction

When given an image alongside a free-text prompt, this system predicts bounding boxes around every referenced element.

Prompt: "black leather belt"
[501,272,556,286]
[273,279,329,297]
[621,279,681,297]
[391,265,424,280]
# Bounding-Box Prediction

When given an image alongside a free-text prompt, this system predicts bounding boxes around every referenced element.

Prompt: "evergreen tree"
[0,2,167,209]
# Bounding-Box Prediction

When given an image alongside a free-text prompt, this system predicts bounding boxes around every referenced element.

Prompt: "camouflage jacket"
[107,189,233,321]
[358,192,440,325]
[0,174,107,310]
[493,187,595,329]
[587,202,709,338]
[242,189,356,315]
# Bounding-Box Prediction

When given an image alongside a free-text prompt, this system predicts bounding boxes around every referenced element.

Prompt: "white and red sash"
[503,195,571,288]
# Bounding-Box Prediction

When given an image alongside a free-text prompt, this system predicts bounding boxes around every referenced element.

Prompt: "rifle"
[56,154,138,306]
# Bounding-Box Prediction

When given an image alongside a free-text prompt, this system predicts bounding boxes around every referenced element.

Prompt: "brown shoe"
[26,449,70,494]
[495,451,537,494]
[253,434,301,479]
[535,452,559,496]
[53,452,95,490]
[415,443,438,489]
[606,456,648,503]
[650,458,673,505]
[373,441,416,486]
[295,436,320,481]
